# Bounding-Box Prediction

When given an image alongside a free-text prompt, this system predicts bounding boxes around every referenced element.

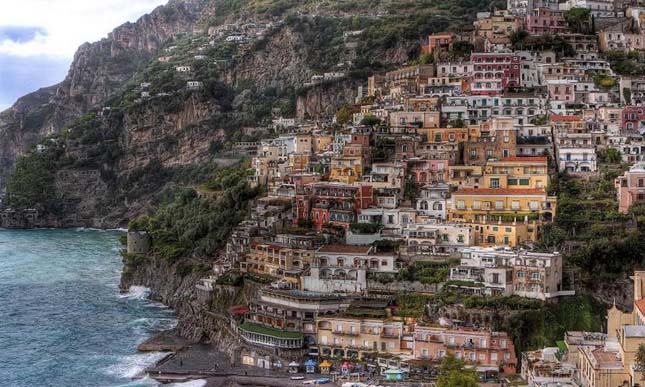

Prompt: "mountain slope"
[0,0,500,228]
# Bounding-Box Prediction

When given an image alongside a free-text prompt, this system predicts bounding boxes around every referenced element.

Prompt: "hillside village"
[107,0,645,386]
[7,0,645,385]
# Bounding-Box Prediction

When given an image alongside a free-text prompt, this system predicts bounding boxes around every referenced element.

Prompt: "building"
[413,325,517,374]
[247,288,352,347]
[423,33,456,55]
[302,245,398,293]
[470,53,521,95]
[615,162,645,213]
[240,242,314,278]
[398,223,474,257]
[293,182,374,231]
[317,314,406,359]
[449,247,572,300]
[526,8,568,36]
[483,156,550,190]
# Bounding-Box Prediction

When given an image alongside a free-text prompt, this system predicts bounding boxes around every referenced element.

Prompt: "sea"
[0,229,206,387]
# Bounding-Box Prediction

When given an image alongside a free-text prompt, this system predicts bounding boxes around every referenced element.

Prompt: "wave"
[120,286,152,300]
[130,317,178,334]
[112,375,160,387]
[104,352,169,380]
[170,380,208,387]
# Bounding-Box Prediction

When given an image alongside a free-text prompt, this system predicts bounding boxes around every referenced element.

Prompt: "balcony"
[333,330,360,336]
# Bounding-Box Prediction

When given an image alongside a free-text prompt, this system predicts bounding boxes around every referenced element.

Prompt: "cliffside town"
[8,0,645,386]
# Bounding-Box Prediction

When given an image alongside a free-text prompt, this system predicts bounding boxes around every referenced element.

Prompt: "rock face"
[0,0,208,188]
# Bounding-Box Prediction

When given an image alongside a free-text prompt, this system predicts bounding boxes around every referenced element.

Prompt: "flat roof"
[317,245,372,254]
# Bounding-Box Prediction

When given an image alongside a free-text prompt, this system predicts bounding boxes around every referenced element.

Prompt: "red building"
[622,106,645,132]
[423,33,456,55]
[470,53,521,96]
[293,182,373,231]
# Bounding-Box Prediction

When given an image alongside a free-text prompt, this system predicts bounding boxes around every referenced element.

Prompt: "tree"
[437,354,478,387]
[336,106,355,125]
[564,8,591,34]
[635,343,645,383]
[360,115,382,126]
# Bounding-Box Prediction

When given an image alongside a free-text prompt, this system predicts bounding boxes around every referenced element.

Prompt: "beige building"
[316,315,406,359]
[615,162,645,213]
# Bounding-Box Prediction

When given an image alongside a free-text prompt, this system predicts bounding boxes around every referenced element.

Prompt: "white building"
[302,245,397,293]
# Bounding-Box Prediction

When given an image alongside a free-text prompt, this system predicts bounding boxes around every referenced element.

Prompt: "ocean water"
[0,229,193,387]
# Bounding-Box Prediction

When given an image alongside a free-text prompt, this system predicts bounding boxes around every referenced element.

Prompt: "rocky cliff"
[0,0,208,188]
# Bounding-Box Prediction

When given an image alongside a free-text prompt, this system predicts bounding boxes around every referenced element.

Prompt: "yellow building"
[313,135,333,153]
[288,153,311,174]
[316,315,406,360]
[448,165,483,189]
[483,156,550,190]
[466,220,538,247]
[240,242,314,278]
[330,155,363,184]
[449,188,557,246]
[418,127,470,144]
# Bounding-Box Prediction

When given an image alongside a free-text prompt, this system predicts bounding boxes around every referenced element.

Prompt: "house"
[423,32,456,55]
[615,162,645,213]
[525,8,568,36]
[187,81,203,89]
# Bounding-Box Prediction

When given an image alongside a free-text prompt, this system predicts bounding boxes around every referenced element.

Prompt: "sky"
[0,0,169,111]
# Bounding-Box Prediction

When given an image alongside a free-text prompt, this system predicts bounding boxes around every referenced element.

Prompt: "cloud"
[0,26,47,43]
[0,0,168,58]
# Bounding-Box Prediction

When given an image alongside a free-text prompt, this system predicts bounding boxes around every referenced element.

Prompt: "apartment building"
[449,247,570,299]
[413,325,517,374]
[240,242,314,278]
[317,315,406,359]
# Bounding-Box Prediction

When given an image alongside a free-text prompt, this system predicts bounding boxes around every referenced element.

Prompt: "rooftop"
[238,322,303,339]
[453,188,547,196]
[317,245,373,254]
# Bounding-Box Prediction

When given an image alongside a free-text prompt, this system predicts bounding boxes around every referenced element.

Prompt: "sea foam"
[104,352,169,379]
[120,286,152,300]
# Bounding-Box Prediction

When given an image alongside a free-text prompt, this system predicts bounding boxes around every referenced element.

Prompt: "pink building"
[615,163,645,213]
[407,159,450,184]
[622,105,645,132]
[526,8,568,36]
[413,325,517,374]
[547,80,577,102]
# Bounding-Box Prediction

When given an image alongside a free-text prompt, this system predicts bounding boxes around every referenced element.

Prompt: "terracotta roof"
[635,299,645,316]
[550,114,582,122]
[497,156,548,163]
[454,188,546,196]
[317,244,372,254]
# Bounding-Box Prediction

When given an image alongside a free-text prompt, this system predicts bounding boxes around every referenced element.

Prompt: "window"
[473,201,481,210]
[532,272,541,280]
[519,178,530,186]
[508,178,518,185]
[490,178,500,189]
[511,200,520,210]
[517,271,525,278]
[529,201,539,210]
[457,201,466,209]
[495,201,504,210]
